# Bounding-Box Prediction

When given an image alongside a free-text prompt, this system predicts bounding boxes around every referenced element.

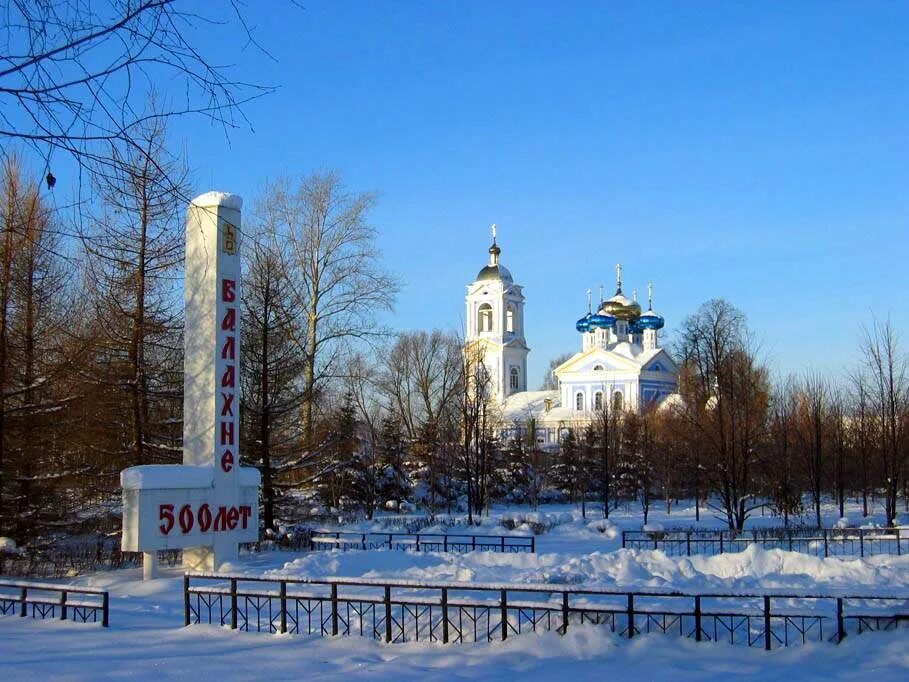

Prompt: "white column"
[183,192,242,571]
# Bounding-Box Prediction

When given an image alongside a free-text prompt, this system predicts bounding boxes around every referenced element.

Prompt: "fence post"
[898,529,902,556]
[763,596,771,651]
[102,591,109,628]
[60,590,67,621]
[860,530,865,558]
[686,531,691,556]
[230,578,238,630]
[500,589,508,641]
[627,594,635,639]
[694,595,702,641]
[388,533,392,549]
[444,535,448,553]
[562,591,570,635]
[279,581,287,634]
[719,534,724,554]
[621,531,626,549]
[472,536,476,551]
[183,575,191,626]
[788,531,793,552]
[823,530,829,558]
[836,598,845,643]
[416,535,421,552]
[331,584,339,636]
[531,536,536,553]
[384,586,392,643]
[362,533,366,550]
[501,537,505,552]
[441,587,449,644]
[19,587,26,617]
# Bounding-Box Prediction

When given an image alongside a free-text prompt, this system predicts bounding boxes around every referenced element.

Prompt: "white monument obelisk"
[183,192,243,570]
[121,192,260,578]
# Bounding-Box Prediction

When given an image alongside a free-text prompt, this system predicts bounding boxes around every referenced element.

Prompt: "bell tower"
[465,225,529,401]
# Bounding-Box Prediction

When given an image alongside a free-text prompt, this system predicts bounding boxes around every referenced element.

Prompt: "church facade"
[464,229,679,451]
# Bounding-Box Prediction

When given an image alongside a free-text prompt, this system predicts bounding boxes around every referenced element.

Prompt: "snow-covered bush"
[586,519,618,539]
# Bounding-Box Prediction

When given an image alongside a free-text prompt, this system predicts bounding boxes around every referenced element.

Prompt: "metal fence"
[621,527,907,558]
[310,531,535,553]
[0,580,109,627]
[183,573,909,650]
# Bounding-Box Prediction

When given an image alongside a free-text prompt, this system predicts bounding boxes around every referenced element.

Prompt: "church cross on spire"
[487,223,501,266]
[586,288,592,313]
[615,263,623,293]
[648,282,654,310]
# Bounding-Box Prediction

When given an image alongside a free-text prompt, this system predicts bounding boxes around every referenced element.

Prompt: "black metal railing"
[622,527,907,558]
[309,531,535,553]
[183,573,909,650]
[0,580,109,627]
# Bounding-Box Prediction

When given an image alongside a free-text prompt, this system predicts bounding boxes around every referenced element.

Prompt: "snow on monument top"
[120,464,260,490]
[190,191,243,211]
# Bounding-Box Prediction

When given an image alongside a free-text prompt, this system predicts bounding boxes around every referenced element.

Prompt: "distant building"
[464,228,679,451]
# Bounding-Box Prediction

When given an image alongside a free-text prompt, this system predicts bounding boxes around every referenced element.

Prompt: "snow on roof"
[500,390,559,421]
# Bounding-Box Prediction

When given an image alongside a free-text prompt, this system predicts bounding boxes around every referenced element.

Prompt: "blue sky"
[66,2,909,387]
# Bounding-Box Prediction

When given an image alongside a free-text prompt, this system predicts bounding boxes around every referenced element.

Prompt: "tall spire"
[632,289,638,302]
[586,288,592,313]
[648,282,654,310]
[488,223,500,265]
[598,283,604,304]
[615,263,623,293]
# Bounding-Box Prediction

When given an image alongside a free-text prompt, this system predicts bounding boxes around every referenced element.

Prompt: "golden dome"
[599,292,640,321]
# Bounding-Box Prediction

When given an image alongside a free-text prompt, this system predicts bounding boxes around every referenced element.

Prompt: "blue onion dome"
[575,313,592,333]
[638,309,665,330]
[638,284,664,330]
[588,311,616,329]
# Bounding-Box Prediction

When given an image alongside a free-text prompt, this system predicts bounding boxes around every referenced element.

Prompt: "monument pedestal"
[121,191,261,578]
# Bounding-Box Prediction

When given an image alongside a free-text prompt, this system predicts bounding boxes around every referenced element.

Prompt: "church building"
[464,228,679,450]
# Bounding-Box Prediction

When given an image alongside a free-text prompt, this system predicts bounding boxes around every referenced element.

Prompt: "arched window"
[509,367,519,392]
[478,303,493,333]
[612,390,624,412]
[594,391,603,410]
[506,305,515,333]
[575,392,584,411]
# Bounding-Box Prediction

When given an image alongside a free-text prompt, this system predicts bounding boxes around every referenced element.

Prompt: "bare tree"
[80,116,186,468]
[460,340,496,523]
[848,370,874,517]
[0,1,275,185]
[676,299,770,530]
[540,352,572,390]
[862,319,909,526]
[794,371,828,527]
[765,379,801,527]
[262,172,398,446]
[380,330,462,440]
[240,236,306,531]
[0,154,80,536]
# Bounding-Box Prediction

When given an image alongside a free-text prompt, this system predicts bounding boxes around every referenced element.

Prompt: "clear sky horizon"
[49,2,909,388]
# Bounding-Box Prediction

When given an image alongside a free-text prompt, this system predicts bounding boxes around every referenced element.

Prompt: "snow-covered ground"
[2,501,909,680]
